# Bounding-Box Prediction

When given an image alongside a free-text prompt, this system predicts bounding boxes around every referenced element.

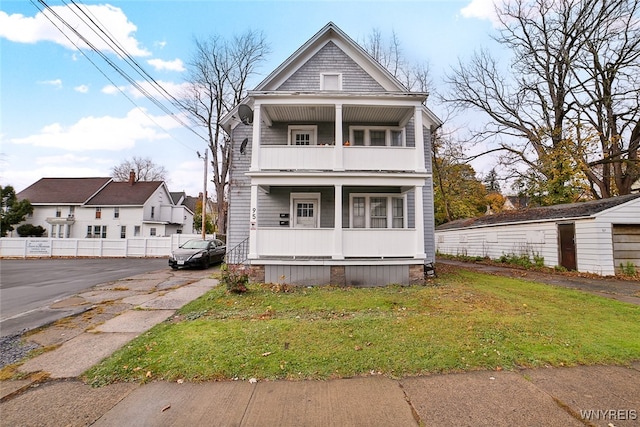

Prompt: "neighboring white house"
[15,173,194,239]
[222,22,442,286]
[435,194,640,276]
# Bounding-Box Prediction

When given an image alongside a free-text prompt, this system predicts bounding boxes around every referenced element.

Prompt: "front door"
[558,223,577,270]
[294,199,317,228]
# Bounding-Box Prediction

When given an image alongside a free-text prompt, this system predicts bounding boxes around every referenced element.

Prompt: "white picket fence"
[0,234,216,258]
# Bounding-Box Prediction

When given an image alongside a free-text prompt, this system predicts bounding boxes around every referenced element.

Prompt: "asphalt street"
[0,258,169,336]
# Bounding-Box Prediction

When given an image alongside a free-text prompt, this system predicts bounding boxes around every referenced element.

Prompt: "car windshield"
[181,240,209,249]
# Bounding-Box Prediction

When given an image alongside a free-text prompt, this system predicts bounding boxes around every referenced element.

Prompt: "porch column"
[414,106,426,172]
[248,184,258,259]
[334,104,344,171]
[333,184,344,259]
[414,185,426,259]
[250,104,261,172]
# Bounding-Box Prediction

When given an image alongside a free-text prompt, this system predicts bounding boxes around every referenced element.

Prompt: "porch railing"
[226,236,250,264]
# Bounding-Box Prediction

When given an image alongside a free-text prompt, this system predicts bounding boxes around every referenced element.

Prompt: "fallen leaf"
[262,352,272,357]
[146,371,152,378]
[249,378,257,384]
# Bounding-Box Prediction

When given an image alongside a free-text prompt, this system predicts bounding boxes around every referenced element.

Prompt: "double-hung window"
[349,126,405,147]
[350,194,406,229]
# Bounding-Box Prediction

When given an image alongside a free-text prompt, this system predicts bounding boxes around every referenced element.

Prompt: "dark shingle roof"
[17,177,112,204]
[170,192,186,205]
[437,193,640,231]
[85,181,164,206]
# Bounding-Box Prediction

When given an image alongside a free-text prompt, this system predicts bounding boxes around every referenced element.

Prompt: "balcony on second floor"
[248,95,428,174]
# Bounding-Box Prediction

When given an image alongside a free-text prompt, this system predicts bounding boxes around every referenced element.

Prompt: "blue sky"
[1,0,500,196]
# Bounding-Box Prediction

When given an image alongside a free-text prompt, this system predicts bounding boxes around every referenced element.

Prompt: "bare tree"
[361,28,433,93]
[111,156,167,182]
[182,29,270,234]
[445,0,640,200]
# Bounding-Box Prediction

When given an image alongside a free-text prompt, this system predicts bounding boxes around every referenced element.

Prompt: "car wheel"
[171,265,178,270]
[202,257,210,269]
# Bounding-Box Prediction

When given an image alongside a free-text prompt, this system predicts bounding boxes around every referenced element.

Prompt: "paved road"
[0,258,169,335]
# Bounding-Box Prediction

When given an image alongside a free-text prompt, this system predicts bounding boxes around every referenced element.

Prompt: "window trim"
[95,207,102,219]
[287,125,318,146]
[349,193,407,229]
[320,72,342,91]
[114,207,120,219]
[348,126,406,147]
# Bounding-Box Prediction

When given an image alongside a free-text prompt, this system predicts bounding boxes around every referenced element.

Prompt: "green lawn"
[84,269,640,386]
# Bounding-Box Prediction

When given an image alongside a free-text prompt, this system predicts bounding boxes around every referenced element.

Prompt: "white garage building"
[435,194,640,276]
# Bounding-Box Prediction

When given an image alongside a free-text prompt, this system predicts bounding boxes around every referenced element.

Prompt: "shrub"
[620,262,637,276]
[17,224,46,237]
[219,263,249,293]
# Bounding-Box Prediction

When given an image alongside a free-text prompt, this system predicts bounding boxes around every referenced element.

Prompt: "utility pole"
[198,149,208,240]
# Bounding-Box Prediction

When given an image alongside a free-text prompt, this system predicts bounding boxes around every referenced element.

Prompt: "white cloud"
[101,80,191,99]
[8,109,179,151]
[147,58,185,72]
[35,153,107,166]
[101,85,125,95]
[38,79,62,88]
[461,0,503,25]
[0,5,150,57]
[170,160,208,197]
[74,84,89,93]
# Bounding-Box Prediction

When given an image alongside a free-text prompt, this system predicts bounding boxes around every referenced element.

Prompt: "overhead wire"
[30,0,207,151]
[67,0,189,114]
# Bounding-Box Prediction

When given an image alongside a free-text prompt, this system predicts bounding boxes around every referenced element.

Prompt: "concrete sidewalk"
[1,264,639,426]
[2,364,639,426]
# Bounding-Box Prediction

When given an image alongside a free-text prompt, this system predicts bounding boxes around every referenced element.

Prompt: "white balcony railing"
[260,146,334,170]
[343,147,417,171]
[255,227,418,258]
[259,145,418,172]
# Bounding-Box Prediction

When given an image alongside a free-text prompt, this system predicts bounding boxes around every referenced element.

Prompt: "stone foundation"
[249,265,265,283]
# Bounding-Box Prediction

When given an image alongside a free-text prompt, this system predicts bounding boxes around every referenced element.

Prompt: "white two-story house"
[16,173,194,238]
[223,22,442,286]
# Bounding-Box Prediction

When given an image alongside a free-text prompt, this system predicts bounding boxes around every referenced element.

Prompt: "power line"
[30,0,207,151]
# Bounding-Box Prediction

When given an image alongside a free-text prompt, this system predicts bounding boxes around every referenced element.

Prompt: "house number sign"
[251,207,257,230]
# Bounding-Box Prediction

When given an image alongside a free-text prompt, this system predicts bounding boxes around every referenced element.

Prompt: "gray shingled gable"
[254,22,407,93]
[17,177,112,204]
[277,41,385,92]
[437,193,640,230]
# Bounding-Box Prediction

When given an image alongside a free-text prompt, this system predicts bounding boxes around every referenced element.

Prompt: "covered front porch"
[246,179,428,261]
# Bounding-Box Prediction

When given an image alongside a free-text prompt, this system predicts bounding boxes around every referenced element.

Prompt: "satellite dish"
[238,104,254,125]
[240,138,249,154]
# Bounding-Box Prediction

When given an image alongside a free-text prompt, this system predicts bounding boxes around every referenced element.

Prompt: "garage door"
[612,225,640,273]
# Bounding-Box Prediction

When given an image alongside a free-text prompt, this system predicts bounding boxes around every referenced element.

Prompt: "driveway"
[0,258,180,336]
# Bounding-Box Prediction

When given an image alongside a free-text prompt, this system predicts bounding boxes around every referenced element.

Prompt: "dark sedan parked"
[169,239,226,270]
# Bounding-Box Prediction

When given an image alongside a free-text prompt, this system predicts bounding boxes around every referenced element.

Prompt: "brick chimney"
[128,170,135,186]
